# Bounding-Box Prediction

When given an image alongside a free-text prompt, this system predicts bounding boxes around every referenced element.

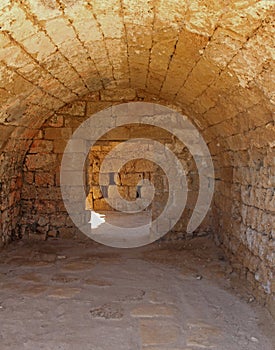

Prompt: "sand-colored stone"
[186,321,222,348]
[21,285,49,296]
[19,273,43,283]
[0,0,274,318]
[131,304,176,318]
[47,287,81,299]
[84,278,112,287]
[139,319,180,345]
[62,260,96,271]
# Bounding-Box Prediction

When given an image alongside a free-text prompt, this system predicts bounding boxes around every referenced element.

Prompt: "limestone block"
[36,187,62,201]
[96,14,124,39]
[185,1,223,36]
[53,139,67,154]
[131,304,176,317]
[88,172,99,186]
[204,28,243,68]
[100,88,136,101]
[0,0,9,10]
[125,159,155,173]
[94,173,109,186]
[0,4,38,42]
[85,195,93,210]
[108,185,119,199]
[128,186,137,200]
[123,3,154,26]
[139,319,180,345]
[57,101,86,116]
[92,186,103,200]
[221,6,264,39]
[121,173,143,186]
[34,200,56,214]
[44,128,72,140]
[25,154,57,171]
[86,102,113,118]
[93,198,112,211]
[29,140,53,153]
[49,213,67,227]
[101,126,130,140]
[45,17,75,45]
[23,172,34,185]
[22,32,56,61]
[35,172,55,187]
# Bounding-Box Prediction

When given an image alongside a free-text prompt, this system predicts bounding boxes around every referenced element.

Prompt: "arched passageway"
[0,1,274,348]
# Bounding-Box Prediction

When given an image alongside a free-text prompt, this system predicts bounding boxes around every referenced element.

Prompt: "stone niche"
[85,124,172,220]
[86,140,157,212]
[83,122,203,239]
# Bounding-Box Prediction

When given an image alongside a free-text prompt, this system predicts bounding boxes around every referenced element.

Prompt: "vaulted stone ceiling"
[0,0,274,142]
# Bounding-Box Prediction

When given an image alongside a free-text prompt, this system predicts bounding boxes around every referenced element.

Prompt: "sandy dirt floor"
[0,236,274,349]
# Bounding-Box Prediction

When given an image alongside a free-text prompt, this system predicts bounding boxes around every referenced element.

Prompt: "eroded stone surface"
[185,321,223,348]
[90,303,124,320]
[47,287,81,299]
[0,238,273,349]
[61,260,96,271]
[84,278,112,287]
[131,304,176,318]
[139,319,180,345]
[21,285,49,296]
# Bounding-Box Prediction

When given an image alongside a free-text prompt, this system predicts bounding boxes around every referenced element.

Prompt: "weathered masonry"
[0,0,274,319]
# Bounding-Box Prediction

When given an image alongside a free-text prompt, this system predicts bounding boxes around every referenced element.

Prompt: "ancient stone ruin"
[0,1,274,348]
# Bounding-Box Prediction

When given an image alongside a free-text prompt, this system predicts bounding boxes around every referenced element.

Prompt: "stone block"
[118,186,129,199]
[101,126,131,140]
[131,304,176,318]
[22,31,56,61]
[92,186,103,200]
[48,115,64,127]
[29,140,53,153]
[53,139,67,153]
[121,173,143,186]
[128,186,137,200]
[35,172,55,187]
[45,17,75,45]
[100,88,136,101]
[108,185,119,199]
[24,172,34,184]
[139,319,180,345]
[44,128,72,140]
[58,101,86,116]
[96,173,110,186]
[93,198,113,211]
[25,154,57,171]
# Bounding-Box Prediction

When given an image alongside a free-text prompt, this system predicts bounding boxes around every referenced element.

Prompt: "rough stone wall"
[0,123,43,245]
[0,154,23,245]
[86,141,157,212]
[20,91,209,241]
[213,142,275,313]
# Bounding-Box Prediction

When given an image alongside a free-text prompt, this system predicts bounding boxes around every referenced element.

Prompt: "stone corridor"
[0,0,274,349]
